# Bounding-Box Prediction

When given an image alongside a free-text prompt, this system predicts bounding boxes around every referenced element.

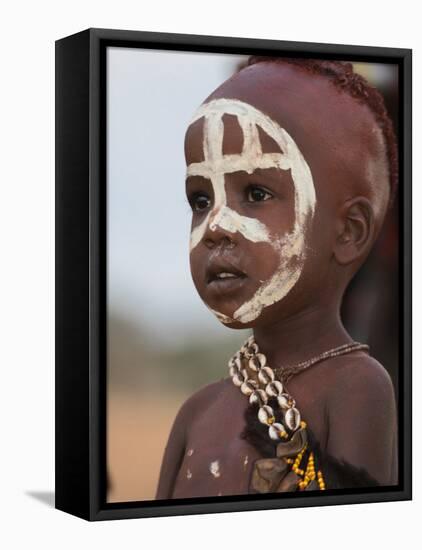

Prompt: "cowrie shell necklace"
[228,335,369,444]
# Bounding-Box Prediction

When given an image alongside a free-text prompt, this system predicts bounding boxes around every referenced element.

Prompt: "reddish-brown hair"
[247,56,398,208]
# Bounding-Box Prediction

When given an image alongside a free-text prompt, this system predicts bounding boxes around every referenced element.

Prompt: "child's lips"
[205,257,248,295]
[207,274,248,295]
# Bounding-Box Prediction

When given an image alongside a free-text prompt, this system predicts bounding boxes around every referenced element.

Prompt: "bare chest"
[171,376,328,499]
[171,388,262,498]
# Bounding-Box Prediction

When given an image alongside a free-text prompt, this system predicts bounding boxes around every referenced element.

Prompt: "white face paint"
[187,98,316,324]
[209,460,221,478]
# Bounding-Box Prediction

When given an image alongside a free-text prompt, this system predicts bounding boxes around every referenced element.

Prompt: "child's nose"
[203,205,236,249]
[209,204,225,231]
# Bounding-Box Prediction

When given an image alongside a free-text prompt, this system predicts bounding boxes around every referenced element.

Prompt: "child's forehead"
[186,62,375,152]
[184,109,283,164]
[185,62,388,211]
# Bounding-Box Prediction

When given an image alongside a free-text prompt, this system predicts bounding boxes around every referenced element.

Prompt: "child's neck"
[252,304,352,369]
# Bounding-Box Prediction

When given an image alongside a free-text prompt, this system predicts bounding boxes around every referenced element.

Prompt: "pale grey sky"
[107,47,250,349]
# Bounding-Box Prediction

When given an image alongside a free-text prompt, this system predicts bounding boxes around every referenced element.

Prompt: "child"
[155,57,398,499]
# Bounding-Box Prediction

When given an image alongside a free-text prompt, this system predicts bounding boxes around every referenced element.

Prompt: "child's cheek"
[189,239,280,309]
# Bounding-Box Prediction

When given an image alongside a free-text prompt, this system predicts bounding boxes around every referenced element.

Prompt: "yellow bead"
[267,416,275,425]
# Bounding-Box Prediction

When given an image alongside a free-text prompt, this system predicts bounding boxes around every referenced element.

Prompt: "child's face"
[185,62,386,328]
[186,98,315,326]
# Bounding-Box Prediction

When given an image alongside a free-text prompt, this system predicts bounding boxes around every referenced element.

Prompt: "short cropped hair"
[246,56,398,209]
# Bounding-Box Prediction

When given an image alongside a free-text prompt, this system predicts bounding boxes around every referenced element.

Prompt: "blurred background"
[106,48,399,502]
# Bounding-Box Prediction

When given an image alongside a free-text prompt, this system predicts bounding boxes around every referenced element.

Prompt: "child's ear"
[334,196,375,265]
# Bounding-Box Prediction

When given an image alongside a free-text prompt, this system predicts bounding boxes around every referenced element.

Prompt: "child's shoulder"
[322,352,396,417]
[181,377,230,411]
[173,376,232,428]
[319,352,397,484]
[327,353,394,396]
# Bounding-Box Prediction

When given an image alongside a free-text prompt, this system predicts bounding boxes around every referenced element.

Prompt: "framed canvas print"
[55,28,412,521]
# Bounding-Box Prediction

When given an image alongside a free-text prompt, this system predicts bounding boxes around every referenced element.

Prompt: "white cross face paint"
[187,98,316,324]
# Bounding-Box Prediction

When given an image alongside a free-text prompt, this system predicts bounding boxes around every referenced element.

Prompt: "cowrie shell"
[229,354,242,369]
[285,407,301,431]
[277,393,290,409]
[258,405,274,425]
[258,366,275,385]
[248,353,266,372]
[228,357,236,369]
[229,365,239,378]
[233,371,246,387]
[249,389,268,406]
[247,342,259,355]
[266,380,283,397]
[241,379,258,396]
[268,422,286,441]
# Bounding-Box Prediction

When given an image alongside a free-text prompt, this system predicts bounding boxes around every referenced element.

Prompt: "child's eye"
[247,185,273,202]
[189,193,211,212]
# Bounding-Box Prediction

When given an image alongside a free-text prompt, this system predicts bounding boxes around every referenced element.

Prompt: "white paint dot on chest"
[209,460,221,478]
[186,468,192,479]
[186,448,194,456]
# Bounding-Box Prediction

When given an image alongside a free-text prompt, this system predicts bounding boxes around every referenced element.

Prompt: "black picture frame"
[55,27,412,521]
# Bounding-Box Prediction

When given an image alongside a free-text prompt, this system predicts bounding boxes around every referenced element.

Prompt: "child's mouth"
[207,273,248,295]
[206,259,248,295]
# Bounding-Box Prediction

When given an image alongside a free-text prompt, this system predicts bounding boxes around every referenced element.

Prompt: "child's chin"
[211,311,254,330]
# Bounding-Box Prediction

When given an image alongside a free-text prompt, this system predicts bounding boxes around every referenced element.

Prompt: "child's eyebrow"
[185,175,213,192]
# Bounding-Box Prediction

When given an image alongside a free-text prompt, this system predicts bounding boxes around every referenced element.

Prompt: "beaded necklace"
[228,335,369,492]
[275,341,370,385]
